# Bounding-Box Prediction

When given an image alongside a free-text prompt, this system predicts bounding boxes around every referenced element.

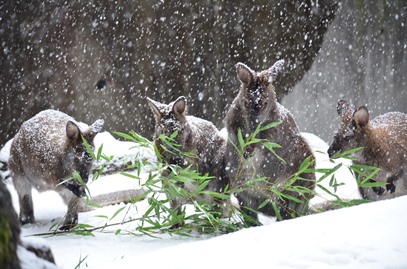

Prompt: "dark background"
[1,0,405,148]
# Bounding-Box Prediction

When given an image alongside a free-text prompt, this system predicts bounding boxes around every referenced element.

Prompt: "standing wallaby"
[328,100,407,200]
[8,109,103,230]
[147,96,229,219]
[225,60,315,224]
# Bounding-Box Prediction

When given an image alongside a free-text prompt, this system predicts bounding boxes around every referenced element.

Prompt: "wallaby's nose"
[327,147,338,158]
[73,185,86,198]
[64,183,86,197]
[79,172,90,184]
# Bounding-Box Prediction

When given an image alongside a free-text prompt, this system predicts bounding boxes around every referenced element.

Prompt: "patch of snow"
[0,138,12,162]
[219,127,228,140]
[302,132,361,207]
[94,131,156,162]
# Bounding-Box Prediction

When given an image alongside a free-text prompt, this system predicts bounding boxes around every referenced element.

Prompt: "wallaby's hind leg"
[13,174,35,225]
[20,194,35,225]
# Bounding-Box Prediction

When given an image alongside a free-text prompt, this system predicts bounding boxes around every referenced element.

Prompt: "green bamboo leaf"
[360,181,387,188]
[259,121,281,132]
[258,199,270,209]
[201,191,230,200]
[72,171,91,196]
[229,139,243,156]
[331,147,364,159]
[317,163,342,183]
[195,179,210,194]
[110,206,126,220]
[96,144,103,161]
[317,183,341,200]
[297,156,313,174]
[81,135,96,160]
[237,129,246,150]
[263,142,286,163]
[271,202,282,221]
[114,131,136,142]
[120,172,140,180]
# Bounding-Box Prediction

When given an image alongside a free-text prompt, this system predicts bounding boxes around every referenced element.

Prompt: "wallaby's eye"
[344,135,353,142]
[343,127,355,142]
[261,97,268,106]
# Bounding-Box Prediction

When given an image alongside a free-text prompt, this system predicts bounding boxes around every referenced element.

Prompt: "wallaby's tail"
[78,188,147,212]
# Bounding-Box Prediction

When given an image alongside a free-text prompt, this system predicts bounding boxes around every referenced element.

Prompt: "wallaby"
[147,96,229,219]
[8,109,103,230]
[225,60,316,224]
[328,100,407,200]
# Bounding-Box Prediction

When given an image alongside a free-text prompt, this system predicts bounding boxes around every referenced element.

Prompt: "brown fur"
[8,109,103,230]
[147,96,229,218]
[225,60,316,224]
[328,100,407,200]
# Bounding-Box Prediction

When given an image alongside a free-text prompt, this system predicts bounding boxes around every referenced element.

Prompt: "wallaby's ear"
[264,59,285,83]
[354,106,369,128]
[66,121,81,144]
[87,119,104,141]
[337,100,352,118]
[173,96,186,116]
[236,63,254,85]
[147,97,162,122]
[90,119,104,133]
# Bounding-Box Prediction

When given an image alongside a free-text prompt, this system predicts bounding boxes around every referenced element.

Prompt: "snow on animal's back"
[371,111,407,150]
[186,115,220,140]
[13,109,91,165]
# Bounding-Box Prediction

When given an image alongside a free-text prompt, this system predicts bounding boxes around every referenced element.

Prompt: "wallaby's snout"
[327,146,338,158]
[64,183,86,198]
[327,134,342,158]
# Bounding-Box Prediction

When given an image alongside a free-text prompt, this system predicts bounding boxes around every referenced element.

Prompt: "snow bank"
[121,195,407,269]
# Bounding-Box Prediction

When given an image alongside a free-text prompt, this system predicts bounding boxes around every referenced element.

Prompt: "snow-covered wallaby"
[147,96,229,217]
[8,109,103,230]
[328,100,407,200]
[225,60,315,224]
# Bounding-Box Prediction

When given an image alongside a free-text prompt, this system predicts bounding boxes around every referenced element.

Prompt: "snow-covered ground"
[2,132,407,269]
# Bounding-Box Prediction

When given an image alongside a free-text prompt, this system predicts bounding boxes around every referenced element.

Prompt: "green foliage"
[74,253,88,269]
[40,122,385,238]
